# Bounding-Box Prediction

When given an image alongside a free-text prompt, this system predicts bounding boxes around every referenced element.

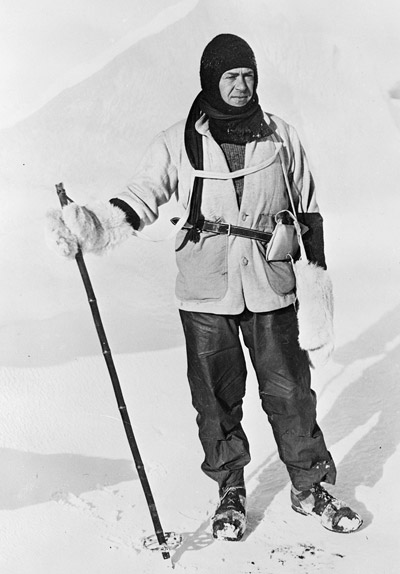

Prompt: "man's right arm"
[46,130,179,258]
[110,130,179,230]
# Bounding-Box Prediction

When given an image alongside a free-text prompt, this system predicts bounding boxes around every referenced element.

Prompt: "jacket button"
[241,213,248,221]
[242,257,248,266]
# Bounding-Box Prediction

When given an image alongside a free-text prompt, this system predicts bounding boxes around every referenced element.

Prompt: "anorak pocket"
[175,231,228,301]
[264,260,296,296]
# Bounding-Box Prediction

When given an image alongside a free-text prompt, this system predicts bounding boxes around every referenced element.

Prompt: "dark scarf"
[183,91,270,244]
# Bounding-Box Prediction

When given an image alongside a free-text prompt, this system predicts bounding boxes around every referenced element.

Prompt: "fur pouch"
[292,257,334,368]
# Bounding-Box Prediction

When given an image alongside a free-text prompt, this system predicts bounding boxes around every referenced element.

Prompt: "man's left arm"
[287,125,327,269]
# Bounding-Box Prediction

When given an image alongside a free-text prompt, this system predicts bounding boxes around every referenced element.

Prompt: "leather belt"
[171,218,273,242]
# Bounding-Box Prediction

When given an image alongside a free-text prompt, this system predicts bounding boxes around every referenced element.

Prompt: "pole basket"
[143,532,183,552]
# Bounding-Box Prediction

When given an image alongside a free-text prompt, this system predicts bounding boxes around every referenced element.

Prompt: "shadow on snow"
[0,448,136,510]
[243,303,400,536]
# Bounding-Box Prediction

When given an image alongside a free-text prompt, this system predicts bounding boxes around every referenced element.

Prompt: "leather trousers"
[179,305,336,492]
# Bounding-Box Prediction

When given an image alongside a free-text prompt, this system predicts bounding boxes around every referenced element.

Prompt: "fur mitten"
[46,207,79,258]
[45,202,133,258]
[293,258,334,368]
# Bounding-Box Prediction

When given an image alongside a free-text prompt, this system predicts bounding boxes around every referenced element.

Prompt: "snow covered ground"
[1,1,400,572]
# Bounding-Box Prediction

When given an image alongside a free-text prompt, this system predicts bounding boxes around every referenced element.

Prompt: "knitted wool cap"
[200,34,258,106]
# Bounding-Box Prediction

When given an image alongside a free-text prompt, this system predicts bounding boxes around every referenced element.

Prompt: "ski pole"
[55,183,173,564]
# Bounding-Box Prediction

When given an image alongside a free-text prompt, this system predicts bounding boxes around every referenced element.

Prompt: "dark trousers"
[179,306,336,493]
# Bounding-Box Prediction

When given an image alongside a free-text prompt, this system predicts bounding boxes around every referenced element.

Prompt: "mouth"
[232,96,249,105]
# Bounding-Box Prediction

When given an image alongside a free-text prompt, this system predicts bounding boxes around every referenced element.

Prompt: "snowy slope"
[1,0,400,572]
[0,0,192,129]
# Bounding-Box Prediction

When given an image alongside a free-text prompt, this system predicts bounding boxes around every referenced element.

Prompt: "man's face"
[218,67,255,107]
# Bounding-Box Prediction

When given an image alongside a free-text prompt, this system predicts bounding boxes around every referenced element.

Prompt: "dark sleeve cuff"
[297,212,327,269]
[109,198,141,230]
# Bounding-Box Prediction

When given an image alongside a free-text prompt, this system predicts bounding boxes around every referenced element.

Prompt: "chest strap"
[191,143,282,181]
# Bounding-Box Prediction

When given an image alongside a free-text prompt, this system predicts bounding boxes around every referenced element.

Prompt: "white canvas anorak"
[115,113,320,314]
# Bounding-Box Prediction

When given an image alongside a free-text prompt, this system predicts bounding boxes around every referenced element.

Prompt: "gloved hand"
[45,201,134,258]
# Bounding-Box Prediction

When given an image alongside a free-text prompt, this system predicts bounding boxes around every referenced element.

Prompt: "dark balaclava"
[200,33,259,113]
[198,33,269,144]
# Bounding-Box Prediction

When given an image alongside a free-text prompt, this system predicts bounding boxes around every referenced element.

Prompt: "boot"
[212,486,246,541]
[291,483,363,533]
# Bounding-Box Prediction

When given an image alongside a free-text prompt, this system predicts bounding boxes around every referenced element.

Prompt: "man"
[47,34,362,540]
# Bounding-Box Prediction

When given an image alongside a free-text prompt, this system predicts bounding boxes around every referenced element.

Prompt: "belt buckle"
[226,223,232,236]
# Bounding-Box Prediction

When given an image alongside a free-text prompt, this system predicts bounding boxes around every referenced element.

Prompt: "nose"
[235,74,248,92]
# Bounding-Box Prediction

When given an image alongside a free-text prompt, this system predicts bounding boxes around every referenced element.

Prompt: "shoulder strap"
[272,132,308,261]
[268,129,298,215]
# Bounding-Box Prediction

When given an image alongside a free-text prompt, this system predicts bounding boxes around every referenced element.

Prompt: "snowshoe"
[212,486,246,541]
[291,483,363,533]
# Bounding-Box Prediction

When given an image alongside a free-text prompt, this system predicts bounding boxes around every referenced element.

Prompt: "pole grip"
[55,182,73,208]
